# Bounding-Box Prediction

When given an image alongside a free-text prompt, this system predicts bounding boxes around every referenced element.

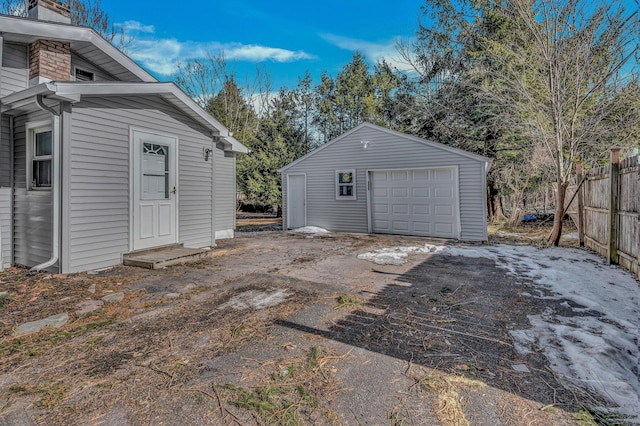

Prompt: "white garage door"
[370,168,459,238]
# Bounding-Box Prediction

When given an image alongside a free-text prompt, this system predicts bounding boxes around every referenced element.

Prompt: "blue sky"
[105,0,426,90]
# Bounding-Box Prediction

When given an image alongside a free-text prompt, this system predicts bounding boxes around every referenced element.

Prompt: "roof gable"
[0,14,156,83]
[280,122,492,172]
[0,81,248,153]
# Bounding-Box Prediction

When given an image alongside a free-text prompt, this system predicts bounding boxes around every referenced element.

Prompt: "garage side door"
[371,168,459,238]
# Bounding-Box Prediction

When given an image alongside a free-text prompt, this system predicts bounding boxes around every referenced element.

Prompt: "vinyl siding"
[1,42,28,97]
[282,126,489,241]
[13,110,55,269]
[1,116,11,268]
[0,188,11,268]
[67,95,216,272]
[71,43,146,82]
[0,115,10,187]
[214,148,236,237]
[71,54,117,81]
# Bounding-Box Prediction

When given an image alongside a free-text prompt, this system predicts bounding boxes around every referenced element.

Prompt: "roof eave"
[44,82,248,153]
[280,122,493,172]
[0,15,156,83]
[222,136,249,154]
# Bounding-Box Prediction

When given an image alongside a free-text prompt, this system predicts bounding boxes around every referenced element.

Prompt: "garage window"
[336,170,356,200]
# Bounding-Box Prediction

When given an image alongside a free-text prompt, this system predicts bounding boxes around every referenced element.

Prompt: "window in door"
[142,143,169,199]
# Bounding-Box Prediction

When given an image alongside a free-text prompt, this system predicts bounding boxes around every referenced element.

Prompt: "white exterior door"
[287,174,306,228]
[132,130,178,250]
[370,168,459,238]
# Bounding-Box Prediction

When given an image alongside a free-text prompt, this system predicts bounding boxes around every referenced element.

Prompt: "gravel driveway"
[1,231,632,425]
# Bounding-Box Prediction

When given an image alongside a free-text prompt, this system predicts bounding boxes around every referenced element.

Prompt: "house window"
[75,68,95,81]
[336,170,356,200]
[31,128,53,189]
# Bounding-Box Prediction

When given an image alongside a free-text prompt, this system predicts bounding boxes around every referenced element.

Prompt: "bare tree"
[174,52,274,138]
[0,0,26,15]
[483,0,638,244]
[501,144,553,225]
[175,54,228,110]
[1,0,133,52]
[70,0,132,52]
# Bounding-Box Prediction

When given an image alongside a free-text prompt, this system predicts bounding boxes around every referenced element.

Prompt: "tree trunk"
[487,181,506,221]
[548,181,568,246]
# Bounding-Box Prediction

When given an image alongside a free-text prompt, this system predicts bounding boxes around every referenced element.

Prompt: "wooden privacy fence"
[570,149,639,278]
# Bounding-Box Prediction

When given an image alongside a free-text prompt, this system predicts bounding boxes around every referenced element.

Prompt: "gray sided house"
[0,1,247,273]
[280,123,492,241]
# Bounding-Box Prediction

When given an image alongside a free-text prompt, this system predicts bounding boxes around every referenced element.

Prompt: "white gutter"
[30,95,61,272]
[51,82,249,154]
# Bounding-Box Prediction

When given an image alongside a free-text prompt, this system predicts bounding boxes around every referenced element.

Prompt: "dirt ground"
[0,225,613,425]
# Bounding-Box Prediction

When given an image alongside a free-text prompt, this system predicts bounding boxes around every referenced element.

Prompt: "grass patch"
[413,372,436,393]
[220,345,340,425]
[7,382,68,409]
[0,317,116,360]
[226,384,301,426]
[335,294,361,310]
[306,346,321,370]
[573,406,629,426]
[81,335,104,352]
[231,325,245,337]
[0,293,12,309]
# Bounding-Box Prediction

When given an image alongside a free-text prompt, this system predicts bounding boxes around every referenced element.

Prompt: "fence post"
[576,161,585,247]
[608,148,620,265]
[637,160,640,281]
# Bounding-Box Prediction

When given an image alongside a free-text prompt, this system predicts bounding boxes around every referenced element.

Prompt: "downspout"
[210,135,216,247]
[0,109,16,272]
[0,33,3,271]
[9,116,14,267]
[31,95,61,272]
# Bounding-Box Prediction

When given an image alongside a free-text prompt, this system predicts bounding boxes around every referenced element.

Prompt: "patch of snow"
[511,364,531,373]
[563,232,579,240]
[293,226,330,234]
[436,244,640,422]
[357,244,445,265]
[213,288,292,312]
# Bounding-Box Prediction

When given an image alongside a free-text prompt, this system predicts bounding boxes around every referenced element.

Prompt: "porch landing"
[123,244,210,269]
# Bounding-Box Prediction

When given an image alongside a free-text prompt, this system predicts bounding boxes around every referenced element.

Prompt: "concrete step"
[123,245,210,269]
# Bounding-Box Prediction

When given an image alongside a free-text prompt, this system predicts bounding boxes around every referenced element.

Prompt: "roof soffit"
[0,15,156,83]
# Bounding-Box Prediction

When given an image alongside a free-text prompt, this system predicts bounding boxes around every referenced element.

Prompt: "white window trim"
[26,120,53,191]
[335,169,356,200]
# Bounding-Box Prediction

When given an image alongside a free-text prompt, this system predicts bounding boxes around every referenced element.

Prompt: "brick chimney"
[29,40,71,83]
[27,1,72,84]
[28,0,71,24]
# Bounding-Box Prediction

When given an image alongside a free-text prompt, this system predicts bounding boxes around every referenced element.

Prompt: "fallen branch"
[421,324,512,346]
[404,352,414,375]
[135,363,173,379]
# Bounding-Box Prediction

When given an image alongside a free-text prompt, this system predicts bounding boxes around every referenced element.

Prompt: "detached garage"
[280,123,493,241]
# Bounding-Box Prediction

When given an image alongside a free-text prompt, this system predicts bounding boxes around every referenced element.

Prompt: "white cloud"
[224,44,313,63]
[118,21,314,76]
[117,20,155,34]
[320,33,415,72]
[128,38,184,75]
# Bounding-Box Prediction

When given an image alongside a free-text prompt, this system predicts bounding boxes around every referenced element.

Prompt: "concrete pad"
[102,292,124,303]
[76,299,104,315]
[14,313,69,336]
